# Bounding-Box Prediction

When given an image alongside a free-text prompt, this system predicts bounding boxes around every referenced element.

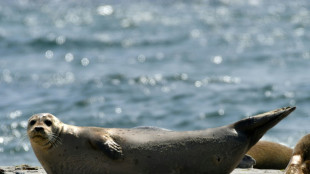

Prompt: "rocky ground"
[232,168,284,174]
[0,165,46,174]
[0,165,285,174]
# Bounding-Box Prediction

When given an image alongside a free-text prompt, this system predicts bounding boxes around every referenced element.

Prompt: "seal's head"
[27,113,63,149]
[286,134,310,174]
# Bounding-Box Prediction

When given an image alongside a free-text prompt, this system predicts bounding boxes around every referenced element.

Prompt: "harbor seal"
[286,134,310,174]
[27,107,295,174]
[243,141,292,169]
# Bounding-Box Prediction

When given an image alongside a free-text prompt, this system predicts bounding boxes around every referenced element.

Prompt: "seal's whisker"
[21,132,30,142]
[52,133,62,145]
[16,133,30,146]
[46,132,62,148]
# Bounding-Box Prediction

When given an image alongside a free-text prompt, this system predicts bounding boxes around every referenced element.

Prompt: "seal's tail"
[232,106,296,147]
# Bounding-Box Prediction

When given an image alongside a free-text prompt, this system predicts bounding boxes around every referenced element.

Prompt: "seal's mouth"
[28,128,62,149]
[28,128,49,140]
[29,133,48,140]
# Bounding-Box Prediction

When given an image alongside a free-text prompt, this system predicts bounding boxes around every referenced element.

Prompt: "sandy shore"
[0,165,285,174]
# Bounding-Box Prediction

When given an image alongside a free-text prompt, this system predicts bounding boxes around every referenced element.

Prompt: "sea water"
[0,0,309,165]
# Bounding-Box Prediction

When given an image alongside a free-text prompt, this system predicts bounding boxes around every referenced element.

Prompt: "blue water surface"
[0,0,310,165]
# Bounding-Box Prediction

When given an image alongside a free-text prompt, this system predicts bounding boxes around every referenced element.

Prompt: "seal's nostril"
[35,127,44,132]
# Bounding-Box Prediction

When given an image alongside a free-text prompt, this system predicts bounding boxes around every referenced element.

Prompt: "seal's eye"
[44,120,52,126]
[29,120,36,126]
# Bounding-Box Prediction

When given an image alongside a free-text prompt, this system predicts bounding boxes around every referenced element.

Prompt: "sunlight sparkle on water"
[45,50,54,59]
[137,54,146,63]
[218,109,225,116]
[2,69,13,83]
[97,5,114,16]
[212,56,223,64]
[65,53,74,62]
[195,81,202,88]
[9,110,22,119]
[81,58,90,66]
[190,29,201,38]
[180,73,188,81]
[115,107,122,114]
[56,35,66,45]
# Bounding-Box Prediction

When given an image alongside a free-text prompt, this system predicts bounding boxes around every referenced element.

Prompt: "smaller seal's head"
[27,113,63,149]
[286,134,310,174]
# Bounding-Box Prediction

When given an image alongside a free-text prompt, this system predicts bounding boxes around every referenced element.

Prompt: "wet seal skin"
[27,107,295,174]
[286,134,310,174]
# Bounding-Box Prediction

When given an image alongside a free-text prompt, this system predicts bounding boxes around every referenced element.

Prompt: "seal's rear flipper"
[232,107,296,147]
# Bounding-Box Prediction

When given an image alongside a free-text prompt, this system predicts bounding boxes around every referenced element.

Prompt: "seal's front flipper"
[89,135,123,160]
[237,155,256,168]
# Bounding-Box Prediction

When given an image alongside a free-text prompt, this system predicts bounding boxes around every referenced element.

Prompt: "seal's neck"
[62,124,80,136]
